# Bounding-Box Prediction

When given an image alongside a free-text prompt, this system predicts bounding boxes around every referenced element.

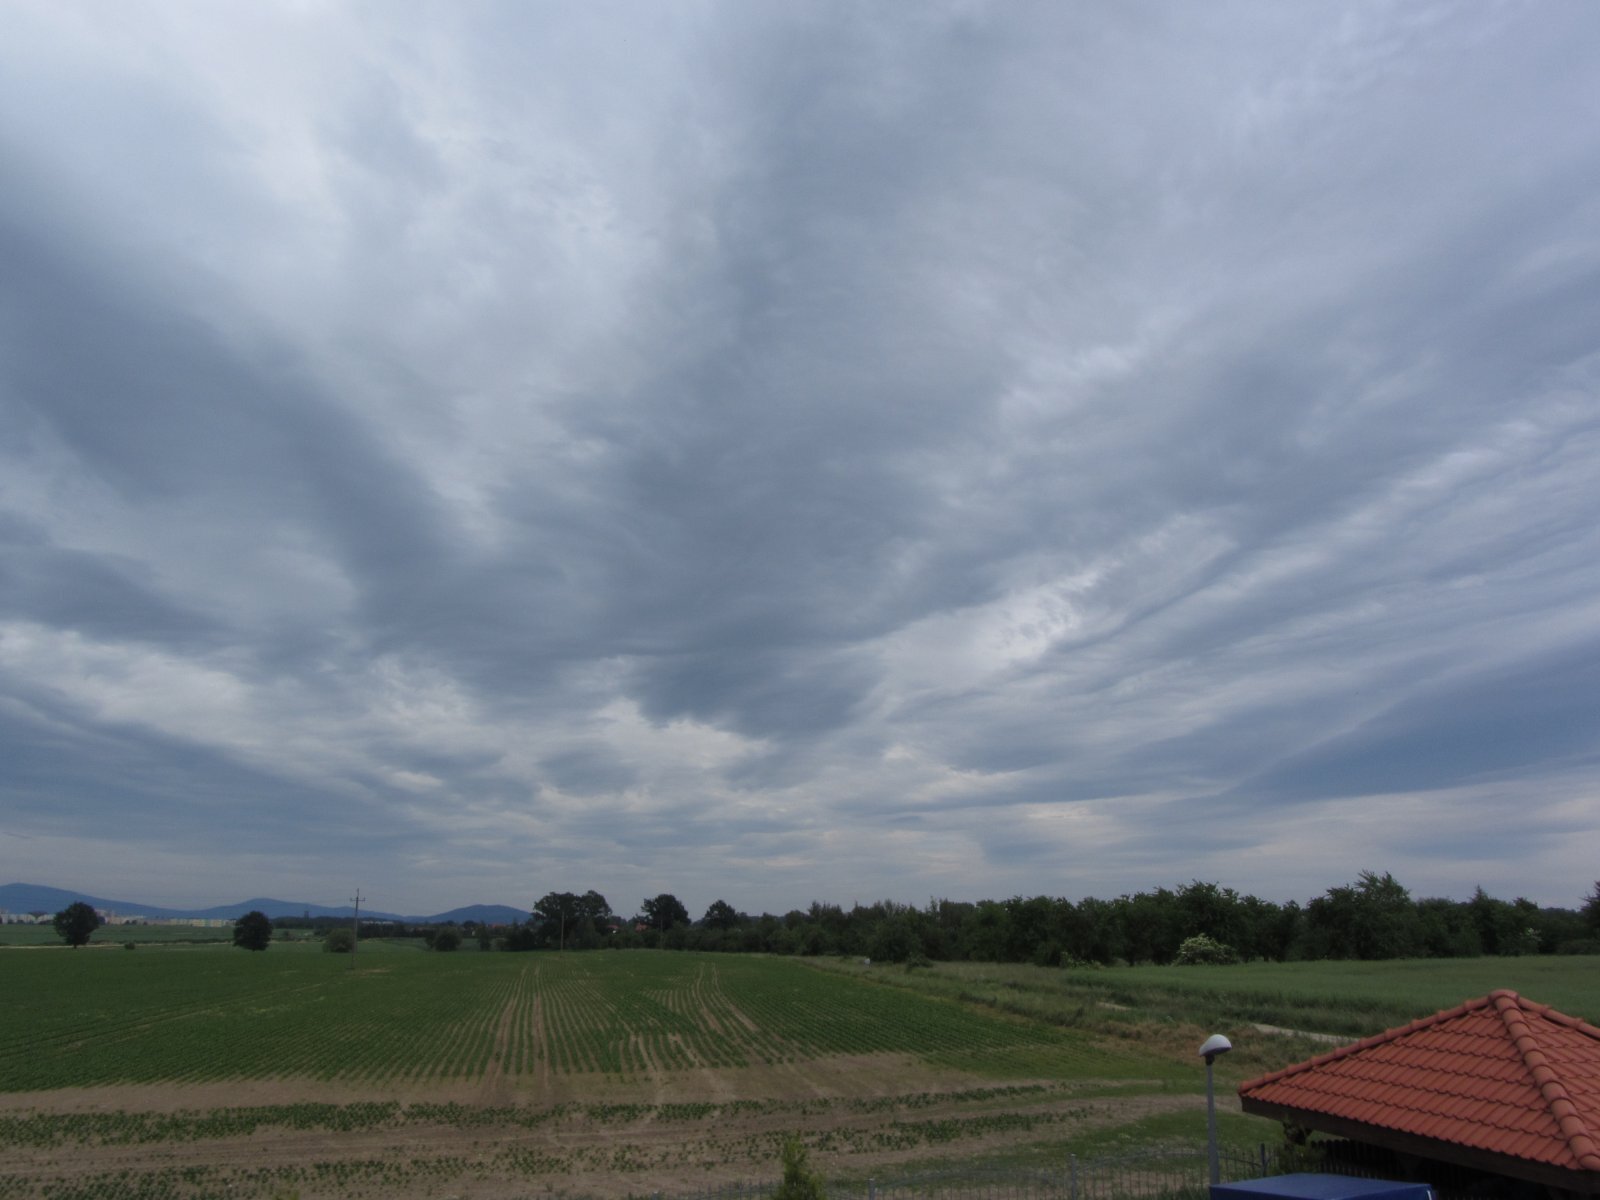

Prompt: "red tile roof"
[1239,990,1600,1182]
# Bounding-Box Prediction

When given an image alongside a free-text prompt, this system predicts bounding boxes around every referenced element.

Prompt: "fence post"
[1069,1153,1078,1200]
[1260,1144,1270,1177]
[868,1178,875,1200]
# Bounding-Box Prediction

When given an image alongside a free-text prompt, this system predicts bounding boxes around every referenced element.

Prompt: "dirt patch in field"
[0,1053,1005,1113]
[0,1054,1202,1200]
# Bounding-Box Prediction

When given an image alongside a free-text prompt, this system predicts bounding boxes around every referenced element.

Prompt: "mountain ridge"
[0,883,525,926]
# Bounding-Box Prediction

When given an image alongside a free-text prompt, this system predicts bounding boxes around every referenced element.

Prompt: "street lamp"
[1199,1033,1233,1186]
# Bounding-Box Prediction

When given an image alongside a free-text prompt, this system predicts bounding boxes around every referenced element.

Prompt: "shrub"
[324,927,355,954]
[432,930,461,952]
[773,1136,825,1200]
[1173,934,1240,965]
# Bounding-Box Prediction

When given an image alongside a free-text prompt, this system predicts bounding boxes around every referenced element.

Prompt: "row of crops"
[0,1084,1141,1200]
[0,1085,1076,1148]
[0,948,1154,1090]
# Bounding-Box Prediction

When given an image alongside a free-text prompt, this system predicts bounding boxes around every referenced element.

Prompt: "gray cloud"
[2,3,1598,915]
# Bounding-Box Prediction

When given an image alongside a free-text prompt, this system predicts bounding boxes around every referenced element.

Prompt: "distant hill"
[1,883,193,920]
[179,896,411,922]
[426,904,527,926]
[0,883,523,925]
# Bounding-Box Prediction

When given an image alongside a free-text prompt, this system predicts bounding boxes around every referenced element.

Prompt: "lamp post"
[1199,1033,1233,1186]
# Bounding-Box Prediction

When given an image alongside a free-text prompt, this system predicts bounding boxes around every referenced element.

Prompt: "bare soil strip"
[475,963,528,1107]
[0,1060,1202,1200]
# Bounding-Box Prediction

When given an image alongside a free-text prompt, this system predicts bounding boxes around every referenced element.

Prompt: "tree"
[432,928,461,952]
[702,899,742,930]
[1583,881,1600,934]
[232,910,273,952]
[53,901,101,949]
[1304,871,1422,960]
[532,892,580,949]
[323,926,355,953]
[578,890,613,923]
[641,893,690,935]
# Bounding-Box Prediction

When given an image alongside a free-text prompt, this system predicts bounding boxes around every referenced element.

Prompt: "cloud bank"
[2,3,1598,915]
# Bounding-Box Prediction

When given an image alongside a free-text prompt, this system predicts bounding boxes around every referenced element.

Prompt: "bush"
[1031,940,1063,968]
[773,1136,825,1200]
[432,929,461,952]
[1173,934,1240,965]
[323,927,355,953]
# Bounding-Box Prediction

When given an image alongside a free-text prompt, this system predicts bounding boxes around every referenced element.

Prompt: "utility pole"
[350,889,363,971]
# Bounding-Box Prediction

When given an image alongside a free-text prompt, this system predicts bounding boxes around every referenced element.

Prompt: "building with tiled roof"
[1238,990,1600,1195]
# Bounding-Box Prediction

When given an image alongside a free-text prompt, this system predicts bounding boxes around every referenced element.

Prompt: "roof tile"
[1239,990,1600,1176]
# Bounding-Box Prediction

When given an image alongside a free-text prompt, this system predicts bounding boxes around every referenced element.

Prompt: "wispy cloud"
[2,3,1597,914]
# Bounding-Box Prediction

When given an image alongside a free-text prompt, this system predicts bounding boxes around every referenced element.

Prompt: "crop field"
[0,948,1167,1091]
[10,947,1590,1199]
[1,947,1218,1199]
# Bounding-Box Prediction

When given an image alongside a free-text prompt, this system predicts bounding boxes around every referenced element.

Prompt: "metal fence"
[631,1138,1513,1200]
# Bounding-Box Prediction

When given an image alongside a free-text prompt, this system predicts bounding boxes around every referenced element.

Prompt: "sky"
[2,3,1599,920]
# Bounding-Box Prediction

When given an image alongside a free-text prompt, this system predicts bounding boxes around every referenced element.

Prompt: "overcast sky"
[3,3,1598,919]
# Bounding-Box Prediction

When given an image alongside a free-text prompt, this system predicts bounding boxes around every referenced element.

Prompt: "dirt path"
[1250,1023,1346,1044]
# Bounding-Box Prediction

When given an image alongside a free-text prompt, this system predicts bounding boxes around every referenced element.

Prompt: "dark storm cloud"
[2,2,1599,913]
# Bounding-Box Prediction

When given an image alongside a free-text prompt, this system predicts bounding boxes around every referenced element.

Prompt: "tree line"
[495,873,1600,965]
[47,874,1600,963]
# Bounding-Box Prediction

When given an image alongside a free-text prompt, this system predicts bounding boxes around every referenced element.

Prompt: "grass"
[809,953,1600,1087]
[1057,956,1600,1028]
[0,923,457,949]
[0,922,238,947]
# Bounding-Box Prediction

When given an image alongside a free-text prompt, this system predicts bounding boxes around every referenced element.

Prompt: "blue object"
[1212,1175,1433,1200]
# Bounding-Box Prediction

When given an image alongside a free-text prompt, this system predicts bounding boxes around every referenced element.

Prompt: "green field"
[3,947,1595,1198]
[0,923,231,947]
[821,953,1600,1043]
[0,948,1163,1093]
